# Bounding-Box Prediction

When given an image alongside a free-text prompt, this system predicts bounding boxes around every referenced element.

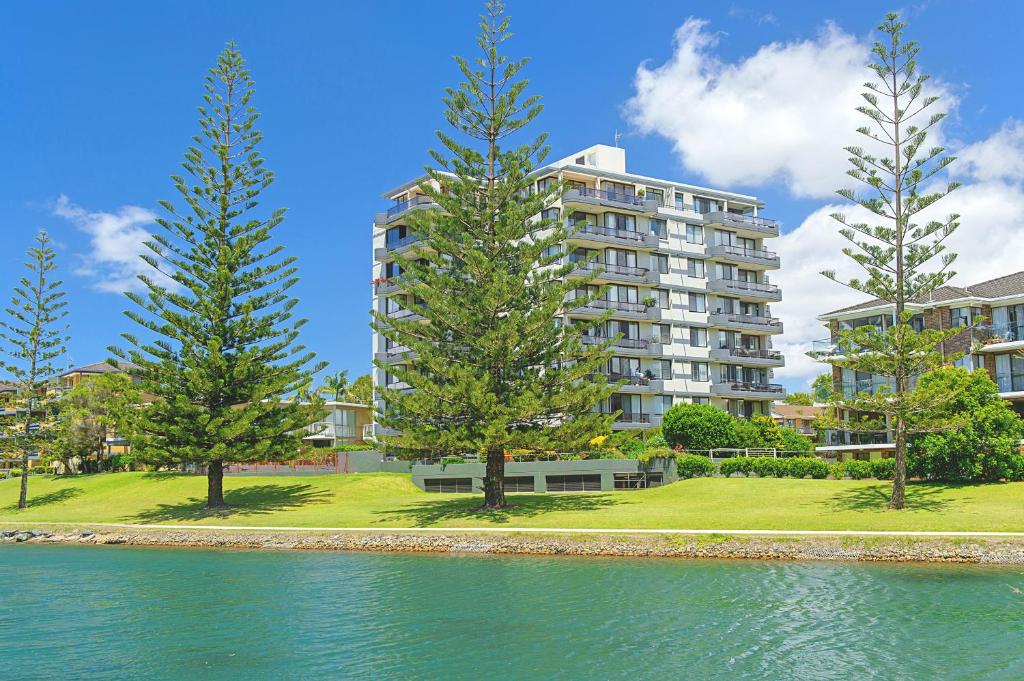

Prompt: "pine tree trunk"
[889,412,907,510]
[482,449,506,509]
[18,450,29,510]
[207,460,227,508]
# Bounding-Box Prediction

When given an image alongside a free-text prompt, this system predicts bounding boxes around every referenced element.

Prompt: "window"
[688,293,707,313]
[654,289,670,310]
[606,248,638,268]
[674,192,687,210]
[542,244,562,260]
[605,213,636,232]
[692,396,710,405]
[546,474,602,492]
[384,261,402,278]
[687,258,705,279]
[504,476,535,493]
[691,362,709,381]
[537,177,557,192]
[652,324,671,344]
[646,188,664,206]
[689,327,708,347]
[694,197,711,213]
[954,354,983,371]
[541,207,560,222]
[575,156,586,165]
[649,218,667,238]
[654,359,673,380]
[424,478,474,494]
[716,230,736,246]
[614,473,664,490]
[652,253,669,274]
[950,306,982,327]
[686,224,704,244]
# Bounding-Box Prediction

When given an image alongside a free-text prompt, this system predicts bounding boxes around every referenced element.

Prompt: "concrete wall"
[411,457,678,492]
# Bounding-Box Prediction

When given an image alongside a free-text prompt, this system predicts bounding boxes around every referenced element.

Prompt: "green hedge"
[676,454,716,479]
[718,456,829,479]
[842,460,874,479]
[871,458,896,480]
[332,444,375,452]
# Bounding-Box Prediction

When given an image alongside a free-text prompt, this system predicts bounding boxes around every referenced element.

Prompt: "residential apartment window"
[607,285,639,304]
[570,247,597,265]
[652,324,672,344]
[604,212,637,232]
[654,394,673,415]
[688,292,707,313]
[689,327,708,348]
[608,320,641,342]
[607,248,638,269]
[694,197,720,214]
[386,225,411,247]
[542,244,563,260]
[649,218,667,239]
[692,396,710,405]
[654,359,673,380]
[687,258,705,278]
[739,301,761,316]
[716,230,736,246]
[674,192,687,210]
[384,297,404,315]
[685,224,704,244]
[604,181,635,199]
[537,177,556,192]
[950,306,982,327]
[384,261,402,278]
[651,253,669,274]
[995,355,1024,392]
[993,304,1024,341]
[541,207,560,222]
[653,289,670,309]
[646,188,665,206]
[691,362,709,381]
[954,354,983,371]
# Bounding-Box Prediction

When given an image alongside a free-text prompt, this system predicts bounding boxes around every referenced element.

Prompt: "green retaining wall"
[410,458,677,493]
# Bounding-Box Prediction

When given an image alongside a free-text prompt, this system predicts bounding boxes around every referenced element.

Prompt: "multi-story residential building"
[809,271,1024,458]
[371,144,786,435]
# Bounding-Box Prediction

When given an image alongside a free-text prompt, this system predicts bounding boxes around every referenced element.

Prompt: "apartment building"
[371,144,786,434]
[810,271,1024,456]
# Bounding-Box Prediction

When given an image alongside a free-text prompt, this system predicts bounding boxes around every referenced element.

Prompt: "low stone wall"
[5,527,1024,564]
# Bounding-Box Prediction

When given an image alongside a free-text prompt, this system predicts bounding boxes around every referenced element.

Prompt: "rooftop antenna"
[614,129,622,148]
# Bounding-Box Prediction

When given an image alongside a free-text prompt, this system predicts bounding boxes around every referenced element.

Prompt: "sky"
[3,0,1024,392]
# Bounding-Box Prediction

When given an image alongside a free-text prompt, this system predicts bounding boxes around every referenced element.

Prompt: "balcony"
[568,222,660,249]
[712,381,785,399]
[708,346,785,366]
[563,186,655,213]
[580,335,663,356]
[603,373,665,393]
[568,260,650,284]
[707,278,782,301]
[570,298,658,320]
[385,307,424,322]
[375,195,438,224]
[807,338,846,360]
[374,346,417,365]
[373,233,422,261]
[976,323,1024,352]
[708,312,784,334]
[706,244,780,269]
[606,412,663,430]
[703,211,779,237]
[373,277,404,295]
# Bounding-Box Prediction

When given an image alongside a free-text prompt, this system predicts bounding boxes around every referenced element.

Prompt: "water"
[1,546,1022,680]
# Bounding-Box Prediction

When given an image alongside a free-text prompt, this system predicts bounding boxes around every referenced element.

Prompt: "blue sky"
[3,1,1024,391]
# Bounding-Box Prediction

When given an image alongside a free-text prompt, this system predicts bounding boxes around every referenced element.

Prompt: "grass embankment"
[1,472,1022,532]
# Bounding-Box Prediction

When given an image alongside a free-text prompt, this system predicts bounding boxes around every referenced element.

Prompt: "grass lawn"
[0,472,1022,532]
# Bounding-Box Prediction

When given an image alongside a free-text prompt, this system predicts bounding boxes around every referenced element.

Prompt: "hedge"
[676,454,716,479]
[718,456,829,479]
[842,460,874,479]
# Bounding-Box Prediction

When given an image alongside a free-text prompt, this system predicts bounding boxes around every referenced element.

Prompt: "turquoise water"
[1,546,1022,680]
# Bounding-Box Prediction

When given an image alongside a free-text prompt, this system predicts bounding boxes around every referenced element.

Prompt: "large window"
[691,362,709,381]
[424,478,474,493]
[688,292,707,313]
[689,327,708,348]
[649,218,667,238]
[950,306,982,327]
[686,224,704,244]
[687,258,705,278]
[546,475,602,492]
[995,355,1024,392]
[604,213,637,232]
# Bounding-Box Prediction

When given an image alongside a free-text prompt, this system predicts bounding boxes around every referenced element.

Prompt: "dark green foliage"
[331,444,376,452]
[111,44,324,507]
[811,374,835,403]
[676,454,716,479]
[715,456,830,479]
[645,433,668,449]
[0,231,68,508]
[785,457,830,479]
[371,2,614,508]
[779,427,815,455]
[783,392,814,406]
[871,458,896,480]
[731,415,784,450]
[719,457,754,477]
[619,439,646,457]
[843,460,875,480]
[908,368,1024,481]
[662,403,736,452]
[636,447,676,465]
[748,457,782,478]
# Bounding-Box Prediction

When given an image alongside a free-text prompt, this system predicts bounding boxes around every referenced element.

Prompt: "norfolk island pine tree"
[111,44,325,508]
[371,1,617,509]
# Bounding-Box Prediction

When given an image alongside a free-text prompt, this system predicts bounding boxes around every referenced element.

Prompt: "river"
[1,545,1021,679]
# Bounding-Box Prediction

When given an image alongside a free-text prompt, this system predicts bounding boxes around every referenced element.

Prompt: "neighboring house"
[371,144,786,437]
[808,271,1024,460]
[60,360,139,391]
[770,403,826,439]
[301,401,371,448]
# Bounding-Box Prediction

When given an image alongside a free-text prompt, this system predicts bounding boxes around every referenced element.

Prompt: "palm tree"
[320,371,349,402]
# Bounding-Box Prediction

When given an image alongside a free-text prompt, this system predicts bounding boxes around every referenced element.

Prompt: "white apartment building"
[371,144,786,434]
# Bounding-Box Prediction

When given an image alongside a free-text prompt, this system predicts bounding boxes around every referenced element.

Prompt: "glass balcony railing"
[386,195,436,218]
[568,186,647,206]
[385,233,419,251]
[979,323,1024,344]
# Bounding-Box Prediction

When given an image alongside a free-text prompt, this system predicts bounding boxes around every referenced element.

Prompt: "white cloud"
[53,195,159,293]
[773,169,1024,388]
[626,18,954,199]
[957,119,1024,183]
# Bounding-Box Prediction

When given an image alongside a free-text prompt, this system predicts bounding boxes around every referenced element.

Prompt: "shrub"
[440,456,465,466]
[637,447,677,465]
[676,454,716,479]
[645,433,668,449]
[829,462,846,479]
[333,444,375,452]
[618,438,646,457]
[662,403,736,452]
[843,460,874,479]
[779,427,815,455]
[3,468,21,478]
[749,456,782,478]
[784,457,829,479]
[719,457,754,476]
[871,458,896,480]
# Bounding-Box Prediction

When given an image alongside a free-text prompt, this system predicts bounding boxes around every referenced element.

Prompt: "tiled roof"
[61,361,137,377]
[771,404,827,420]
[822,271,1024,317]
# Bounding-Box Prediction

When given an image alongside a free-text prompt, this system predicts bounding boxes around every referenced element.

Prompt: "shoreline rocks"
[4,527,1024,564]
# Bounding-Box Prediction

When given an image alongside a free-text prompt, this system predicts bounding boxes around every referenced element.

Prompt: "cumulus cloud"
[957,119,1024,183]
[53,195,158,293]
[625,18,954,198]
[773,170,1024,388]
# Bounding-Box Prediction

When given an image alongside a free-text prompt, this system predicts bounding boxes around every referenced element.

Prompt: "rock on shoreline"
[4,527,1024,564]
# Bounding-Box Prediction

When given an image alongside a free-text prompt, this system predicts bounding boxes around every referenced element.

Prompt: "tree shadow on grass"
[821,483,955,513]
[5,487,83,511]
[374,492,624,526]
[132,484,333,523]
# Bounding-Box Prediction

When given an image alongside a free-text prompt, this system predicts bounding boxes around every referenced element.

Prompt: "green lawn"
[1,472,1023,532]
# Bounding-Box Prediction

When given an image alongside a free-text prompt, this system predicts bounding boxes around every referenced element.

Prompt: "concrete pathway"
[2,521,1024,538]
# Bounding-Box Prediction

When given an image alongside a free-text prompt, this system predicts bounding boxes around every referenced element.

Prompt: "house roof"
[60,361,137,377]
[820,271,1024,318]
[771,404,827,420]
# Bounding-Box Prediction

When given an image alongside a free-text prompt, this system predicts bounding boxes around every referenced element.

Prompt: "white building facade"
[371,144,786,434]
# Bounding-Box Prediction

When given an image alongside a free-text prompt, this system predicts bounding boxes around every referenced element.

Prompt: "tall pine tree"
[372,1,616,509]
[0,231,68,509]
[823,14,960,509]
[112,44,324,508]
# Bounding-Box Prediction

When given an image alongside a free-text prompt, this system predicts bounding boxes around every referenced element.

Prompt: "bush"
[676,454,716,479]
[333,444,375,452]
[779,427,815,455]
[732,415,784,450]
[843,460,874,479]
[645,433,668,449]
[871,458,896,480]
[829,462,846,479]
[618,438,646,457]
[662,403,736,452]
[637,447,677,465]
[749,456,782,478]
[3,468,21,478]
[719,457,754,476]
[440,456,465,466]
[784,457,830,479]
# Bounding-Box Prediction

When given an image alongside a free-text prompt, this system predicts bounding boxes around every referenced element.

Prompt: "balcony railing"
[386,195,436,218]
[710,312,783,329]
[707,244,780,263]
[600,411,652,424]
[385,233,420,251]
[580,335,652,350]
[571,298,648,314]
[717,346,783,361]
[571,222,650,244]
[977,323,1024,344]
[571,261,649,278]
[709,279,782,298]
[809,338,845,357]
[703,211,779,233]
[721,381,785,394]
[566,186,647,207]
